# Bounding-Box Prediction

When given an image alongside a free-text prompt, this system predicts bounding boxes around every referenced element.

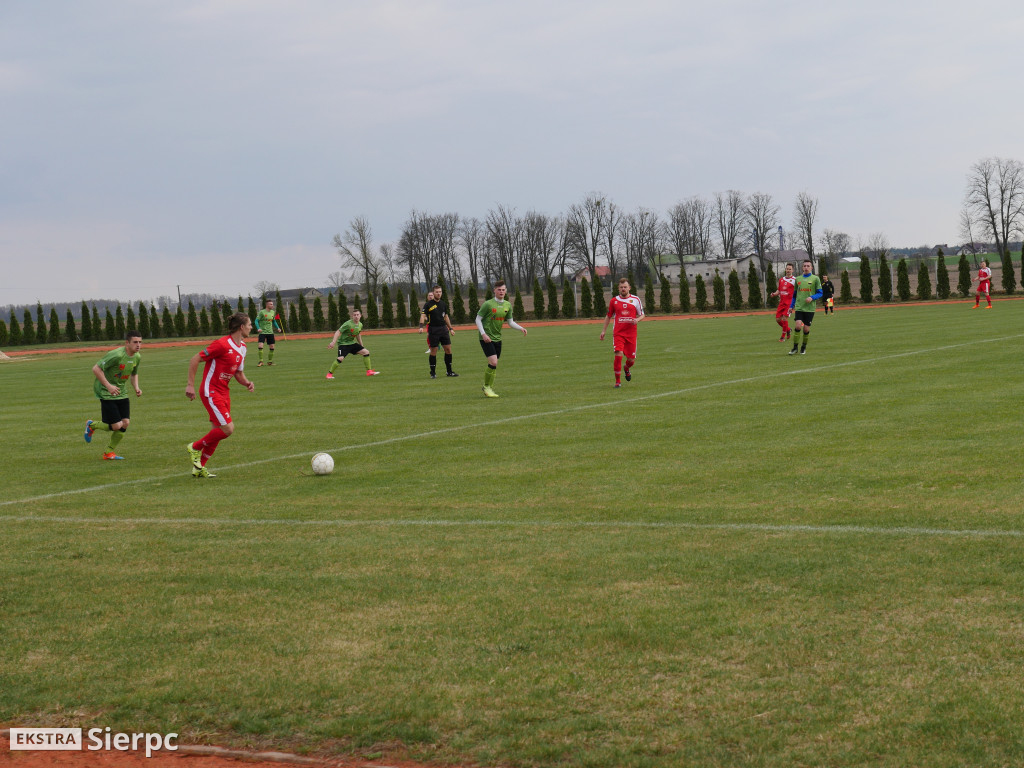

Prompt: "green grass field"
[2,302,1023,768]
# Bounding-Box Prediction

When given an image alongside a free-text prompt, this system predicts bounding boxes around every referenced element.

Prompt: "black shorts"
[794,311,815,326]
[258,333,276,345]
[479,339,502,359]
[100,398,130,425]
[337,343,365,358]
[428,326,451,347]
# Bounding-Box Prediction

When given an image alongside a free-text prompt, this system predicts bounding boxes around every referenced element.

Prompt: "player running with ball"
[600,278,644,387]
[185,313,255,478]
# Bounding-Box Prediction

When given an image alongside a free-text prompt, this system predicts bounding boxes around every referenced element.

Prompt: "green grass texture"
[2,301,1023,768]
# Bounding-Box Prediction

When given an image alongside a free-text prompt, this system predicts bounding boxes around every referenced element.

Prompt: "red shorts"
[200,391,232,426]
[978,281,991,294]
[775,304,791,319]
[613,334,637,359]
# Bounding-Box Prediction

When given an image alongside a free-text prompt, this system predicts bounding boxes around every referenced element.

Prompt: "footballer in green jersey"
[254,299,282,366]
[326,310,379,378]
[84,330,142,460]
[789,260,823,355]
[475,280,527,398]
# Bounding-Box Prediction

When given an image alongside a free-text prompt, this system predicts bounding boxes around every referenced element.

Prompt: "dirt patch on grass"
[0,731,473,768]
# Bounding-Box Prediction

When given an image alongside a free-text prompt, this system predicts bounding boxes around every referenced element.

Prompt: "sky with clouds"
[2,0,1022,307]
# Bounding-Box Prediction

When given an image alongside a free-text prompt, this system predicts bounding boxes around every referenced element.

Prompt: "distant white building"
[654,250,810,280]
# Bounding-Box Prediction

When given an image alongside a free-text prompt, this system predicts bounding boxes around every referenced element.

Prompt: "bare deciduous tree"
[378,243,397,286]
[521,212,564,280]
[744,193,781,273]
[326,272,346,292]
[964,157,1024,257]
[793,192,819,262]
[821,230,850,257]
[820,229,851,274]
[253,280,279,299]
[958,209,980,252]
[332,216,379,299]
[396,211,460,289]
[600,200,622,280]
[857,232,889,259]
[620,208,662,281]
[433,212,461,287]
[459,216,487,289]
[714,190,744,260]
[485,205,523,290]
[566,193,610,279]
[666,196,714,258]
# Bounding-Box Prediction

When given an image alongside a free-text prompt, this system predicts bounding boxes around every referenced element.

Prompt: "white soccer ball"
[311,452,334,476]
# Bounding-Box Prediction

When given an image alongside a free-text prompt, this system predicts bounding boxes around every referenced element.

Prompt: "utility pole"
[177,285,182,308]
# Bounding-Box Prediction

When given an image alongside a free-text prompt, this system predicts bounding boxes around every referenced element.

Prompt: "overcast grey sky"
[2,1,1022,306]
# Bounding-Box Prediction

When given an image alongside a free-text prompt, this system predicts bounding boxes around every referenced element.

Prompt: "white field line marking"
[0,516,1021,539]
[3,332,1022,510]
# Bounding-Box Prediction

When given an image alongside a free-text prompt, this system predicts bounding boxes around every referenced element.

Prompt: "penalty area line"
[4,332,1022,509]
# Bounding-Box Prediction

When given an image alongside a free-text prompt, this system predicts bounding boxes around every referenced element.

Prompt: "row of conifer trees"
[0,250,1012,347]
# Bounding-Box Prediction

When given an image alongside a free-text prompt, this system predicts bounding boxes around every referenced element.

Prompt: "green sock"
[363,356,372,371]
[94,422,113,432]
[802,331,810,347]
[485,367,497,388]
[258,348,264,362]
[268,348,274,362]
[108,430,125,452]
[329,360,339,373]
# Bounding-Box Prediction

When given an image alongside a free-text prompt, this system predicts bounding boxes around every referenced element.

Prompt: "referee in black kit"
[419,284,458,378]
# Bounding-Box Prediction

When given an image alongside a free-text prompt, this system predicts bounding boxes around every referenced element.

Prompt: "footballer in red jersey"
[770,262,797,341]
[973,260,993,308]
[600,278,645,387]
[184,312,255,478]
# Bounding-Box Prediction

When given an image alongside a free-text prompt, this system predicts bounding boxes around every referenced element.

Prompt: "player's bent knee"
[221,423,235,436]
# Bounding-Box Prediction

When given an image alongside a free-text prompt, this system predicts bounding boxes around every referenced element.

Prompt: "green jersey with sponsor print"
[255,309,277,333]
[477,299,512,342]
[338,320,363,346]
[93,346,140,400]
[793,273,823,312]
